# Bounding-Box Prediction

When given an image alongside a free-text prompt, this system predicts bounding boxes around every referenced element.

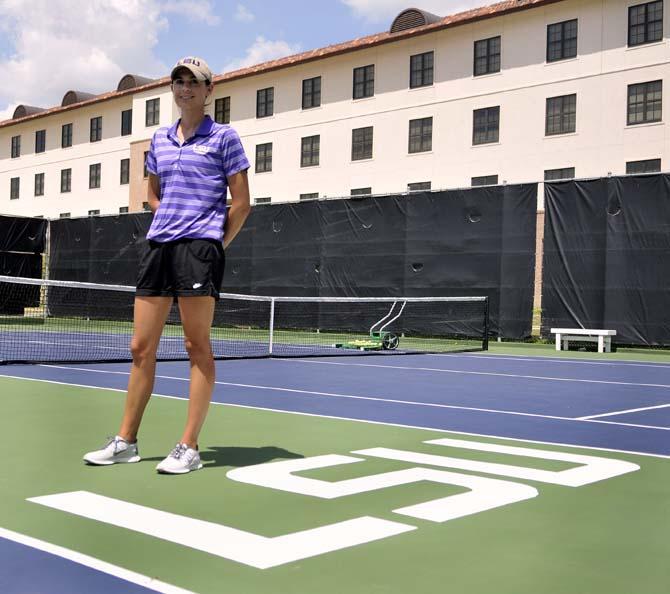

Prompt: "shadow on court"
[141,445,304,468]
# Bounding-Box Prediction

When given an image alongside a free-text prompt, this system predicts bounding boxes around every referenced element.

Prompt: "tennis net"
[0,275,489,364]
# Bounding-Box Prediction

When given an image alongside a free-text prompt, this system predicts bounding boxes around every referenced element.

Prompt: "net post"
[483,296,490,351]
[43,221,51,320]
[268,298,276,355]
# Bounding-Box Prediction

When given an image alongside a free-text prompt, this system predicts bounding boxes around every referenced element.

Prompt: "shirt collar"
[167,115,215,144]
[195,115,215,137]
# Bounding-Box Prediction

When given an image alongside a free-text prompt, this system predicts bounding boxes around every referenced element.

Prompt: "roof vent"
[390,8,441,33]
[62,90,96,106]
[117,74,155,91]
[12,105,46,119]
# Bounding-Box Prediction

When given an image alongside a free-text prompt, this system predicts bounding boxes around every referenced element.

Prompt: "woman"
[84,56,251,474]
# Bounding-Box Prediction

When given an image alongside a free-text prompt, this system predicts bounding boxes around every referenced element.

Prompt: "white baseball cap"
[171,56,213,83]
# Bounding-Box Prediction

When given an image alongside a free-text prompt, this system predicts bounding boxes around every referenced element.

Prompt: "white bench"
[550,328,616,353]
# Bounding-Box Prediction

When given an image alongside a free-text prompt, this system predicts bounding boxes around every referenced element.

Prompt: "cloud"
[162,0,220,24]
[0,102,17,122]
[234,3,255,22]
[0,0,172,122]
[0,0,221,123]
[223,36,302,72]
[339,0,487,23]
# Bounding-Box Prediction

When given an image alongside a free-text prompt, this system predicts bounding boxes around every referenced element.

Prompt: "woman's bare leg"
[176,295,216,448]
[118,296,173,442]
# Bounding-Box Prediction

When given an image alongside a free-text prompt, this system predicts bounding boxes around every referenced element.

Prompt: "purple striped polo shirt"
[145,115,250,242]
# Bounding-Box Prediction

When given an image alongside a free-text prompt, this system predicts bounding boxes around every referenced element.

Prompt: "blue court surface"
[1,351,669,593]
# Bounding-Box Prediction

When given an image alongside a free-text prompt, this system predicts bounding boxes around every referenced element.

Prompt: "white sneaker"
[83,436,140,465]
[156,443,203,474]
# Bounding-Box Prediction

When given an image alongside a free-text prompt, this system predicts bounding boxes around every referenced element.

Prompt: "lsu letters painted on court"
[29,438,638,569]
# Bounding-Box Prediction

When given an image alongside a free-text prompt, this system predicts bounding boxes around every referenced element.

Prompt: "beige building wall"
[0,0,668,218]
[223,0,668,205]
[0,89,171,219]
[128,138,152,211]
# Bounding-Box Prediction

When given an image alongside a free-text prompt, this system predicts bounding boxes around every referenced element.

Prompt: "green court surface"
[1,376,669,594]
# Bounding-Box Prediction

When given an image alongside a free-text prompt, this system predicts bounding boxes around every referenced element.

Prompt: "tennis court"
[1,347,669,594]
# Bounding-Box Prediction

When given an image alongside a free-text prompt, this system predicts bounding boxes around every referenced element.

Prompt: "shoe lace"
[169,443,188,459]
[105,436,127,455]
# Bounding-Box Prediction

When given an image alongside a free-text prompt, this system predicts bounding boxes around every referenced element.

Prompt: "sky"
[0,0,489,122]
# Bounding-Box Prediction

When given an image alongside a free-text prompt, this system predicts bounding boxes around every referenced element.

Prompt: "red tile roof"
[0,0,564,129]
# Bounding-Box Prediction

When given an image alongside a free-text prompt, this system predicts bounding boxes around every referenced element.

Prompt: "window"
[119,206,129,214]
[351,126,373,161]
[121,109,132,136]
[88,209,100,216]
[215,97,230,124]
[628,80,662,125]
[120,158,130,185]
[143,151,149,178]
[10,177,19,200]
[256,87,274,118]
[34,173,45,196]
[302,76,321,109]
[471,175,499,186]
[629,1,663,46]
[300,192,319,201]
[301,135,320,167]
[255,197,271,205]
[62,123,72,148]
[89,163,101,189]
[408,117,433,153]
[546,94,577,135]
[255,143,273,173]
[351,187,372,197]
[410,51,434,88]
[626,158,661,174]
[60,169,71,193]
[35,129,46,153]
[90,116,102,142]
[407,182,432,192]
[547,19,578,62]
[59,212,70,218]
[353,65,374,99]
[10,135,20,158]
[473,107,500,145]
[145,99,160,126]
[544,167,575,181]
[474,36,501,76]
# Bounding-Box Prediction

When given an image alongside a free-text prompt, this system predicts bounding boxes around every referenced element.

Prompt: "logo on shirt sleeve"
[193,145,211,155]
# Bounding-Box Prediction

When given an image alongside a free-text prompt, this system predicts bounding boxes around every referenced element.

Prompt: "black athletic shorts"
[136,238,225,299]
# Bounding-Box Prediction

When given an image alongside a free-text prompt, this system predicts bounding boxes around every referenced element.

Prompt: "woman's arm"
[147,174,161,213]
[223,169,251,249]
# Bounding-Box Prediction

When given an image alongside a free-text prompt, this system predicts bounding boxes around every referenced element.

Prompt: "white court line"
[276,358,670,389]
[1,373,668,461]
[0,527,195,594]
[34,364,572,422]
[578,403,670,420]
[439,353,670,369]
[26,364,670,432]
[27,340,128,351]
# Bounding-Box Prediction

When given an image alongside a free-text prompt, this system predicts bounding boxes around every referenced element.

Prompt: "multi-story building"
[0,0,667,218]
